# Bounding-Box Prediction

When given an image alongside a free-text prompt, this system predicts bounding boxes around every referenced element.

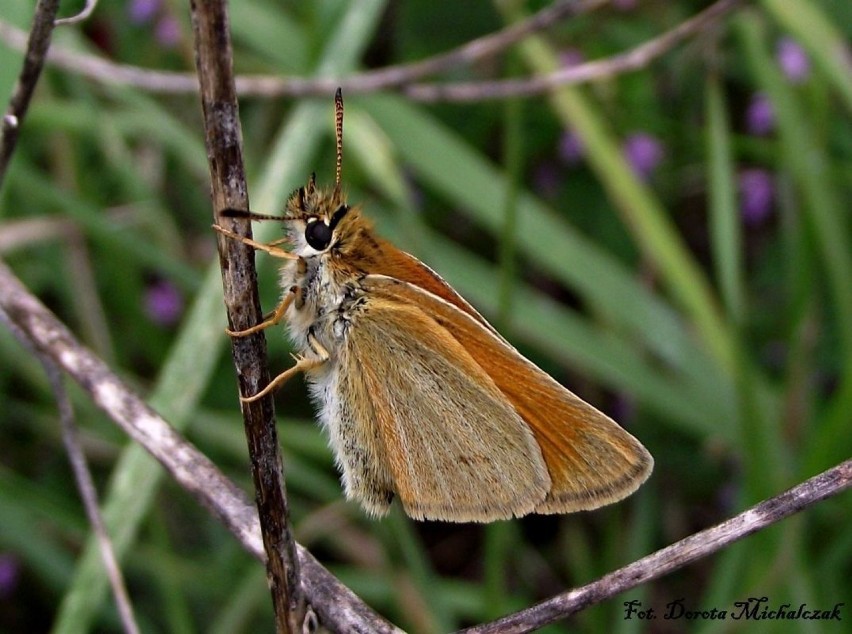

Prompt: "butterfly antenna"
[334,88,344,195]
[220,208,292,222]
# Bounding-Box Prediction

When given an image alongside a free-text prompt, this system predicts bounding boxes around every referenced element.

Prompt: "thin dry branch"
[0,0,739,101]
[188,1,303,632]
[45,364,140,634]
[0,0,61,186]
[0,260,400,634]
[0,310,140,634]
[0,0,601,96]
[461,459,852,633]
[0,4,138,627]
[407,0,743,101]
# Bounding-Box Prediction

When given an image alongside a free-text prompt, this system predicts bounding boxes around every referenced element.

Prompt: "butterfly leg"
[240,333,329,403]
[226,288,296,338]
[212,224,297,260]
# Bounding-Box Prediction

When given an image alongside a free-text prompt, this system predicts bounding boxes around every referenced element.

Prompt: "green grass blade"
[706,74,745,325]
[500,7,737,376]
[737,14,852,472]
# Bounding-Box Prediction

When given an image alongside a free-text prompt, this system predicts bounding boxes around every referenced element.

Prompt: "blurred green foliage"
[0,0,850,632]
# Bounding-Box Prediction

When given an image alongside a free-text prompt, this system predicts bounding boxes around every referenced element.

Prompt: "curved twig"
[0,0,740,101]
[407,0,742,101]
[54,0,98,26]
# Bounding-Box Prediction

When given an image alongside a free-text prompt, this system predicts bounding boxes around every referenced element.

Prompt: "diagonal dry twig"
[0,0,603,95]
[461,459,851,632]
[0,0,601,96]
[0,260,401,634]
[0,2,139,629]
[407,0,743,101]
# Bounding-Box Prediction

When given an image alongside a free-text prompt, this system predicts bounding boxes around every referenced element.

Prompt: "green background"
[0,0,850,632]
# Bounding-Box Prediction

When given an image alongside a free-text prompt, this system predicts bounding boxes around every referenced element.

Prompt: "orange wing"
[343,294,550,522]
[368,237,503,339]
[361,275,653,513]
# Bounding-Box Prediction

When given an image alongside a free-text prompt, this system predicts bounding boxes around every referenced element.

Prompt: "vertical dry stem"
[188,1,304,631]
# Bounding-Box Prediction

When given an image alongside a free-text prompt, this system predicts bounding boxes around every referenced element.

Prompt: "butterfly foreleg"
[240,332,329,403]
[226,288,296,338]
[212,223,297,260]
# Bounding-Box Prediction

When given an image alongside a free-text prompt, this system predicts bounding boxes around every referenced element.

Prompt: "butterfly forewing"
[361,274,653,513]
[367,238,503,339]
[342,294,550,522]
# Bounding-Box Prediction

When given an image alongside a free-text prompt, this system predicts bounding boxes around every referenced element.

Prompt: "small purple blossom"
[128,0,161,24]
[559,48,585,69]
[776,37,811,84]
[558,130,585,166]
[0,553,20,599]
[144,279,184,326]
[623,132,664,181]
[745,93,775,136]
[154,16,182,48]
[739,169,775,225]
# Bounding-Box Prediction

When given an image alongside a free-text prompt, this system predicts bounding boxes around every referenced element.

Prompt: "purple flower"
[623,132,664,181]
[745,93,775,136]
[144,279,184,326]
[128,0,161,24]
[155,15,182,48]
[776,37,810,84]
[558,130,585,166]
[0,553,20,599]
[559,48,585,69]
[739,169,775,225]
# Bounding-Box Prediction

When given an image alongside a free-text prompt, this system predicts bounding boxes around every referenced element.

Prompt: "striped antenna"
[334,88,344,194]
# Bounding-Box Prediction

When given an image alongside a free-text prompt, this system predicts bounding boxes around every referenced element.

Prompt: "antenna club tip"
[335,87,342,99]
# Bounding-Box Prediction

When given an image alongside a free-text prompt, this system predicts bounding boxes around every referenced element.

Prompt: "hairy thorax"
[280,252,364,363]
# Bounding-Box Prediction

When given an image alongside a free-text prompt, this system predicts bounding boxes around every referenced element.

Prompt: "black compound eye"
[305,219,332,250]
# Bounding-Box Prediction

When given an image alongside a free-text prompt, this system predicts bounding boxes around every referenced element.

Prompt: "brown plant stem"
[188,1,303,631]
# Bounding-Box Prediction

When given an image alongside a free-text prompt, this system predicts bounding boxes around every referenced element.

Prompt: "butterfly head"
[283,172,365,257]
